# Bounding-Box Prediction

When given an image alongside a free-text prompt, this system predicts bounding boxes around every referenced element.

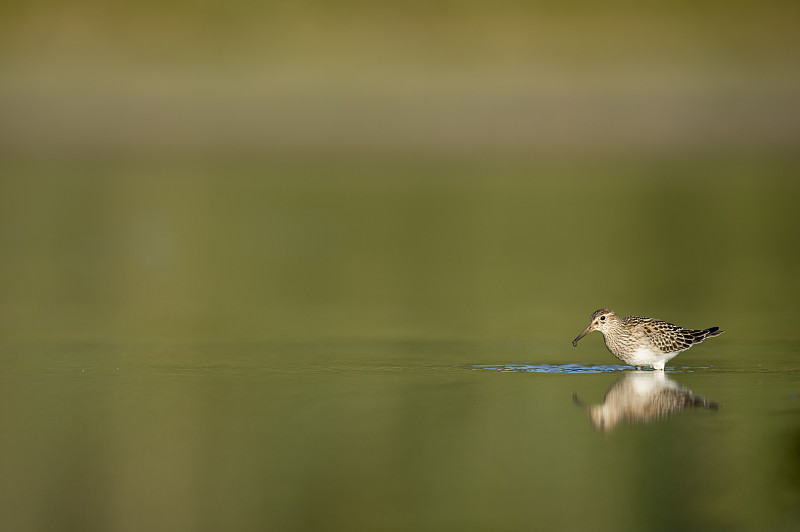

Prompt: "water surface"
[1,339,798,531]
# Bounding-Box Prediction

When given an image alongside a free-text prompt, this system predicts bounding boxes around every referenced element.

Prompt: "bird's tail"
[686,326,723,345]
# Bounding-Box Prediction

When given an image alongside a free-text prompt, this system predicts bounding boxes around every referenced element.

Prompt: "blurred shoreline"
[2,2,799,159]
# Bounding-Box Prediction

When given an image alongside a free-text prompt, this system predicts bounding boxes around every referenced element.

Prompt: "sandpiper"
[572,308,723,370]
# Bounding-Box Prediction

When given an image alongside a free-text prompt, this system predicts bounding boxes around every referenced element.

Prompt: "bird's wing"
[632,317,697,353]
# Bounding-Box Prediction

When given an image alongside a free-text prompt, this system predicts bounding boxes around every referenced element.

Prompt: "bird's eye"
[600,316,606,321]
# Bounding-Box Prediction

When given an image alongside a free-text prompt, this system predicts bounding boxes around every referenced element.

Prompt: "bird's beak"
[572,325,593,347]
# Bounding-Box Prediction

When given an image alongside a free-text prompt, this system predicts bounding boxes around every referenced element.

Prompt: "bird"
[572,308,723,370]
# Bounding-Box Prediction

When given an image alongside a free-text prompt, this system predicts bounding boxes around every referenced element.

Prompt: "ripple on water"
[472,363,627,374]
[471,363,717,374]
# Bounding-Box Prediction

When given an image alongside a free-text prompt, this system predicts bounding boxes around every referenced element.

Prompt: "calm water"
[1,157,799,531]
[0,338,798,531]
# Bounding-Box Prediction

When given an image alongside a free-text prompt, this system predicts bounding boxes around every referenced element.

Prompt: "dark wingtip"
[706,327,723,337]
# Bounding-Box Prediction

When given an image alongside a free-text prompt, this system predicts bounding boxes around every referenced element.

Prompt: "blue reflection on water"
[472,363,626,374]
[471,364,715,374]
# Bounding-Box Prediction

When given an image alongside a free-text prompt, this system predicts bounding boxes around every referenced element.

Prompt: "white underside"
[627,347,684,370]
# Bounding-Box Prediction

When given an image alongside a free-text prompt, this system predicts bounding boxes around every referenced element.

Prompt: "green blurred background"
[1,2,800,532]
[1,0,799,343]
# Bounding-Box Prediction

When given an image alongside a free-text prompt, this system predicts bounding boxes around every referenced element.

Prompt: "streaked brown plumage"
[572,308,723,370]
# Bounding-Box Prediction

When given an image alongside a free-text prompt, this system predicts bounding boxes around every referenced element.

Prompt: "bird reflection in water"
[573,371,718,432]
